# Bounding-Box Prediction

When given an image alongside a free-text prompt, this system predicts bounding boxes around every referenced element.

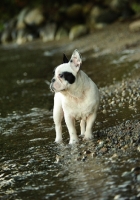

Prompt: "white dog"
[50,49,100,144]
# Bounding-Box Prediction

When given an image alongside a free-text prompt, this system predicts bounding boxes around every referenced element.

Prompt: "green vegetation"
[131,2,140,13]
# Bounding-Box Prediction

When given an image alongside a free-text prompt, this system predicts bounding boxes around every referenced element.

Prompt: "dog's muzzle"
[50,83,55,92]
[50,78,56,92]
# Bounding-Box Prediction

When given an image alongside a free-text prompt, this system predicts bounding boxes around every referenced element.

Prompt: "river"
[0,41,140,199]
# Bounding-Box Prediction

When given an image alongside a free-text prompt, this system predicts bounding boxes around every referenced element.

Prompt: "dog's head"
[50,49,82,92]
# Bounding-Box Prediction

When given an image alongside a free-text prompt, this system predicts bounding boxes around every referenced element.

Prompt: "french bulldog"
[50,49,100,144]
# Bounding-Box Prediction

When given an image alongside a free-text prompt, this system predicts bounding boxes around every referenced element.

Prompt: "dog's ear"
[63,53,69,63]
[69,49,82,72]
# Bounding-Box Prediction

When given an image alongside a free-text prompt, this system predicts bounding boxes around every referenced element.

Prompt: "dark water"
[0,46,140,200]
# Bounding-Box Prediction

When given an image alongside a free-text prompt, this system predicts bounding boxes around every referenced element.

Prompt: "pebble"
[137,175,140,183]
[111,153,118,159]
[82,156,87,162]
[121,171,132,178]
[98,140,104,148]
[84,150,91,155]
[100,147,108,153]
[137,145,140,152]
[114,194,121,200]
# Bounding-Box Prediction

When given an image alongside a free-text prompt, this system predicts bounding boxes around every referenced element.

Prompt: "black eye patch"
[63,72,75,84]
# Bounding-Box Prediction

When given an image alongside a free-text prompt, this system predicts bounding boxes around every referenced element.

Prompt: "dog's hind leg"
[84,112,97,140]
[80,119,86,136]
[64,115,79,144]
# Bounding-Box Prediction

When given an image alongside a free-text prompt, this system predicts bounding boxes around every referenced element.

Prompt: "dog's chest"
[62,97,93,120]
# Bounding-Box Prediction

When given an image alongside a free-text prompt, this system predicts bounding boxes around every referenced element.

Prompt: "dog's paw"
[69,138,79,144]
[79,134,85,137]
[83,135,93,141]
[55,138,63,143]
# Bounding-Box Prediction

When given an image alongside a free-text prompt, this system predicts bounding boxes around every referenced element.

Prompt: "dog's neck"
[61,70,89,99]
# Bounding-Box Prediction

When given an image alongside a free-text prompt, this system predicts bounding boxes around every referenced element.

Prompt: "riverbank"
[1,21,140,61]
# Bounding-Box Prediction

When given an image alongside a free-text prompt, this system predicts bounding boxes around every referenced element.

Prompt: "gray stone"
[129,20,140,32]
[1,29,12,43]
[40,23,57,42]
[88,6,119,29]
[69,24,88,40]
[24,7,45,26]
[55,27,68,40]
[16,7,30,29]
[1,18,16,43]
[66,4,83,20]
[16,29,28,44]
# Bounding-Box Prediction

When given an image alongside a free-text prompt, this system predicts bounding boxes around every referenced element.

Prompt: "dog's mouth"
[50,82,67,93]
[50,84,55,92]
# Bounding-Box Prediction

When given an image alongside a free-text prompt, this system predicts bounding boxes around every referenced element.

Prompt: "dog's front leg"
[53,95,63,143]
[64,115,79,144]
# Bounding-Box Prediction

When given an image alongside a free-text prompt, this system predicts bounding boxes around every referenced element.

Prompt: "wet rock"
[27,158,36,164]
[40,23,57,42]
[137,174,140,183]
[110,0,134,19]
[110,0,126,10]
[129,20,140,32]
[84,150,91,155]
[69,24,88,40]
[102,109,107,114]
[66,4,83,20]
[55,154,64,163]
[24,7,45,26]
[137,145,140,152]
[16,7,30,29]
[100,147,108,154]
[0,179,15,189]
[88,6,119,30]
[55,27,68,40]
[82,155,87,162]
[83,3,93,16]
[121,171,132,178]
[16,29,28,44]
[91,152,97,157]
[114,194,121,200]
[111,153,119,159]
[55,170,68,177]
[131,167,140,176]
[1,29,12,43]
[1,18,17,43]
[98,140,104,148]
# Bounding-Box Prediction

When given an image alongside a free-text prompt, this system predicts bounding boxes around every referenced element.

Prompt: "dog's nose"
[51,78,55,83]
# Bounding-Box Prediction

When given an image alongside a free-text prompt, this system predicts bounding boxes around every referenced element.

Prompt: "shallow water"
[0,46,140,200]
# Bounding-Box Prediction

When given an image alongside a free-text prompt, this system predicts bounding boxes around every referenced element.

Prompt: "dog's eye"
[59,74,63,78]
